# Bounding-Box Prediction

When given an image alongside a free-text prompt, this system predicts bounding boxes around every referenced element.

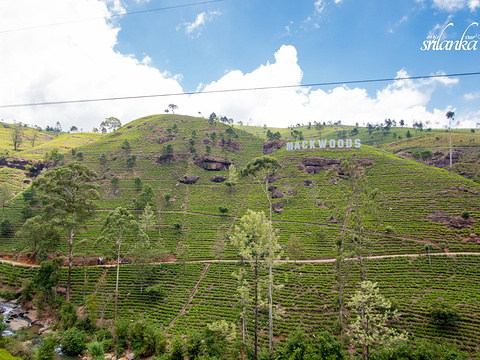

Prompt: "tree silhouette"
[34,162,99,302]
[446,111,455,170]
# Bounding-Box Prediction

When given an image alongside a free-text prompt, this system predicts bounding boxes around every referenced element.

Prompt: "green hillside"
[0,114,479,358]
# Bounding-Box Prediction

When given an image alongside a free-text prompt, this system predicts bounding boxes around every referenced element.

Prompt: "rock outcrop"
[263,139,286,154]
[194,156,232,171]
[179,176,200,184]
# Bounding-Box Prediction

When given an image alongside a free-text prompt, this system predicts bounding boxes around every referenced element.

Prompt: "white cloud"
[181,47,459,129]
[180,10,221,38]
[314,0,325,14]
[432,0,480,11]
[464,91,480,100]
[0,1,467,133]
[0,0,183,130]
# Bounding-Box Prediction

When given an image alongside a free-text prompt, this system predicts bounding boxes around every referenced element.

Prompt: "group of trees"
[99,117,122,133]
[1,128,471,360]
[208,112,234,125]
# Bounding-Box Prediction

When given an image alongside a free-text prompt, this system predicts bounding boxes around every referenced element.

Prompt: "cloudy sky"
[0,0,479,131]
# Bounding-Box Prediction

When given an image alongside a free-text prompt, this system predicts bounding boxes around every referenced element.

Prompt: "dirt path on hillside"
[167,262,211,329]
[2,252,480,268]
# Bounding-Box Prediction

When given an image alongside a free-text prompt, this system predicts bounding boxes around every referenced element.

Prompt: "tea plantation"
[0,114,479,358]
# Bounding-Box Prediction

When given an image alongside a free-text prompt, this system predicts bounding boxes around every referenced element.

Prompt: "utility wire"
[0,71,479,110]
[0,0,223,34]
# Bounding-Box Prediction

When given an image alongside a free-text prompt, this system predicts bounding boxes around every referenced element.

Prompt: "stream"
[1,300,76,359]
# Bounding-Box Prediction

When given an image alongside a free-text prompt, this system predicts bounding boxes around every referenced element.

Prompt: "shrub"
[429,300,460,327]
[218,206,229,214]
[61,327,86,356]
[126,155,137,168]
[60,302,77,330]
[36,336,58,360]
[187,329,204,360]
[121,139,131,152]
[461,211,470,219]
[0,219,13,237]
[170,335,186,360]
[134,177,143,191]
[87,341,104,360]
[164,144,173,155]
[110,176,119,188]
[385,226,395,234]
[164,193,171,203]
[114,318,131,354]
[0,290,15,301]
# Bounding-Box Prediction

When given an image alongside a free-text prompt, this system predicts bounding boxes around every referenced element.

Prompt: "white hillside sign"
[286,138,361,151]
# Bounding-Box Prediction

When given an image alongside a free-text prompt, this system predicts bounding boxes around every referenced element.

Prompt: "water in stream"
[1,300,76,359]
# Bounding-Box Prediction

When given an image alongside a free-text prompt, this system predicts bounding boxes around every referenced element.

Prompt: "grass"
[0,115,479,353]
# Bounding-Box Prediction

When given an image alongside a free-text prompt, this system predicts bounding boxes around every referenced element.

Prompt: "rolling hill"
[0,114,479,357]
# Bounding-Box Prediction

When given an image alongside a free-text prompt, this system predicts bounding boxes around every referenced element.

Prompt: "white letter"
[294,141,300,150]
[302,141,308,149]
[338,139,344,148]
[318,139,327,148]
[329,139,336,148]
[309,140,316,149]
[286,142,293,151]
[354,139,361,148]
[346,139,353,148]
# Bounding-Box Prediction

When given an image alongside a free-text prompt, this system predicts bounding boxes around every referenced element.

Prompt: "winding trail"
[167,262,211,329]
[2,252,480,268]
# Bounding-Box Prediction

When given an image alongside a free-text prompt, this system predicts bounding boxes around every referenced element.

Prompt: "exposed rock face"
[427,211,476,229]
[263,139,286,154]
[157,135,175,145]
[299,157,374,176]
[194,156,232,171]
[0,157,45,173]
[155,155,176,164]
[301,157,341,174]
[272,189,284,198]
[272,202,283,214]
[264,172,282,184]
[217,138,240,152]
[439,186,479,196]
[427,151,461,168]
[179,176,200,184]
[210,175,226,183]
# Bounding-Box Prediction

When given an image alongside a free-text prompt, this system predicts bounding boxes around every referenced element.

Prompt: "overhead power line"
[0,71,479,109]
[0,0,223,34]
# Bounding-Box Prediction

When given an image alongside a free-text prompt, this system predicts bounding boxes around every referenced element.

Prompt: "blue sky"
[0,0,479,130]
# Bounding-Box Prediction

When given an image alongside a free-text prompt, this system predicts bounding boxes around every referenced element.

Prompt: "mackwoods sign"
[286,138,361,151]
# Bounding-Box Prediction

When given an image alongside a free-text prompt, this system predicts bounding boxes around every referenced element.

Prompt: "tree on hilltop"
[100,117,122,133]
[11,121,24,151]
[446,111,455,170]
[168,104,178,114]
